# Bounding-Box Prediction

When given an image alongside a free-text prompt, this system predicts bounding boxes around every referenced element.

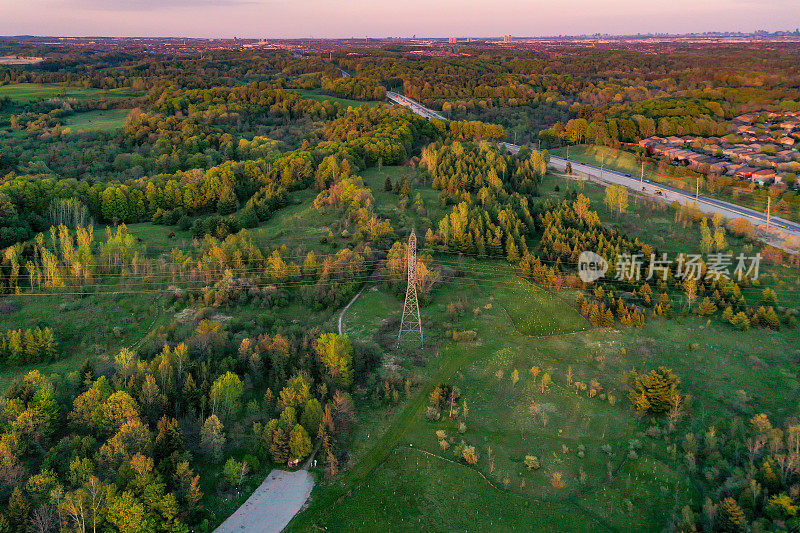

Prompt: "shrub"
[222,458,244,487]
[524,455,540,469]
[629,367,681,416]
[551,472,565,489]
[730,311,750,330]
[462,446,479,465]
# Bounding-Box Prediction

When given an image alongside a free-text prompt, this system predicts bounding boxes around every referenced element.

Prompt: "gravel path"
[214,469,314,533]
[338,287,364,335]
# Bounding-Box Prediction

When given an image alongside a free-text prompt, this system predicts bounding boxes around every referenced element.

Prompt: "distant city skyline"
[1,0,799,39]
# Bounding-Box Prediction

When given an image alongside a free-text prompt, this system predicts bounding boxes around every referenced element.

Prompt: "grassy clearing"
[550,145,650,179]
[360,165,449,229]
[246,188,347,254]
[291,268,696,531]
[65,109,131,132]
[295,88,383,109]
[294,259,800,531]
[0,288,168,390]
[288,168,800,532]
[311,447,605,532]
[0,83,143,103]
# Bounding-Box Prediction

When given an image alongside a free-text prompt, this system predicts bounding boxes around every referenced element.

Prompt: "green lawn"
[0,83,143,103]
[292,261,800,531]
[551,145,649,178]
[360,165,448,230]
[65,109,131,132]
[295,88,383,109]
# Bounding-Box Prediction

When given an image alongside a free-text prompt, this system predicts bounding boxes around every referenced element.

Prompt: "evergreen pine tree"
[717,497,746,533]
[270,427,289,464]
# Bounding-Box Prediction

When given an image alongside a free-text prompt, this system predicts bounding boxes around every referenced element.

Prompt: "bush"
[222,458,244,487]
[462,446,479,465]
[730,311,750,330]
[629,367,681,416]
[449,330,478,342]
[524,455,540,470]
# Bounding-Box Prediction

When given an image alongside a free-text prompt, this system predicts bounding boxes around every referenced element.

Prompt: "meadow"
[286,170,800,532]
[294,88,383,109]
[0,82,143,103]
[65,108,131,132]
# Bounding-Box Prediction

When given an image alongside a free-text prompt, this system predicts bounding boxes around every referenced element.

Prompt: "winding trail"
[338,287,365,335]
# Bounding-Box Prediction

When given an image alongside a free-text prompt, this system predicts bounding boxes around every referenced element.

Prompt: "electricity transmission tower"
[397,229,423,347]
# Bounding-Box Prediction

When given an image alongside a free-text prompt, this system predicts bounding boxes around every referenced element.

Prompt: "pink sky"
[1,0,798,38]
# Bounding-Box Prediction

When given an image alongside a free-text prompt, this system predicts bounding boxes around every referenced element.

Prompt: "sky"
[1,0,799,39]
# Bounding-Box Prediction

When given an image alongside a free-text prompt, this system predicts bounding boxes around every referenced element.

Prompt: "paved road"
[499,142,800,235]
[214,469,314,533]
[386,91,446,120]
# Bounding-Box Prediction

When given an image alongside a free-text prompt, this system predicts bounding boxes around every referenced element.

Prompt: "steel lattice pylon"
[397,229,423,347]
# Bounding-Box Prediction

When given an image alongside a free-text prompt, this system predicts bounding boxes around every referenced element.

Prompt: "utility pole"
[566,144,569,161]
[767,197,771,229]
[695,177,699,202]
[640,161,644,183]
[397,229,423,347]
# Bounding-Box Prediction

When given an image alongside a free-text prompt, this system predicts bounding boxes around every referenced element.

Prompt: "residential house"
[751,168,776,184]
[734,166,758,179]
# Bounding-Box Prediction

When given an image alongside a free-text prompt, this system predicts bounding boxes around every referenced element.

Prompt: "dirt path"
[214,469,314,533]
[338,287,364,335]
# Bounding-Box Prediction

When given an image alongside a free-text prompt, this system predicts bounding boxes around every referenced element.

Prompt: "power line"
[397,229,423,347]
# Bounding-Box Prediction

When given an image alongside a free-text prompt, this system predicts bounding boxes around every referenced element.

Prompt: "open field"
[359,164,450,236]
[286,169,800,532]
[65,109,131,132]
[291,258,800,531]
[0,288,168,390]
[0,83,143,103]
[294,88,383,109]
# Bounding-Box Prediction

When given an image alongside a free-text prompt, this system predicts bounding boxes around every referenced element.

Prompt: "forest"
[0,40,799,533]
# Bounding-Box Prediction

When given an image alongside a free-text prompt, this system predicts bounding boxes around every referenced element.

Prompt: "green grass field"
[292,263,800,531]
[65,109,131,132]
[286,169,800,532]
[0,83,143,103]
[360,165,449,229]
[295,88,383,109]
[0,288,169,390]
